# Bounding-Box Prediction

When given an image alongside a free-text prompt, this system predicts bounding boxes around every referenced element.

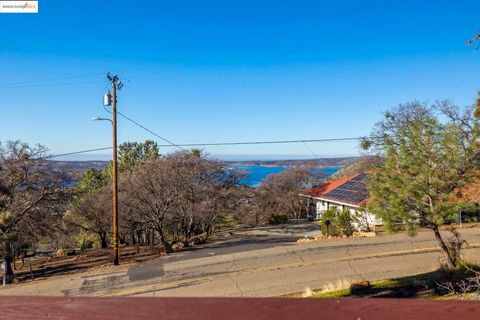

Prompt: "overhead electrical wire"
[0,80,105,89]
[43,104,367,159]
[0,73,104,89]
[43,147,113,160]
[302,141,319,160]
[154,137,364,147]
[44,137,366,159]
[101,102,188,151]
[103,103,364,150]
[4,73,368,159]
[115,110,188,152]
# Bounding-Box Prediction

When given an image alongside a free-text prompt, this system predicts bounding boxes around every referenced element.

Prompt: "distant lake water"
[234,165,341,187]
[66,165,341,188]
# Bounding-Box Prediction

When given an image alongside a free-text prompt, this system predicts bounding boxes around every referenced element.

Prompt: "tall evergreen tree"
[118,140,159,172]
[362,101,480,269]
[102,140,160,179]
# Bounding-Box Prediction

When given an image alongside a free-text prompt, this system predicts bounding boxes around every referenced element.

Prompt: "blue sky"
[1,0,480,160]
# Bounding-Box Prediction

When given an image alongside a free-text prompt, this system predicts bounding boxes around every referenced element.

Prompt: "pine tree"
[363,102,480,269]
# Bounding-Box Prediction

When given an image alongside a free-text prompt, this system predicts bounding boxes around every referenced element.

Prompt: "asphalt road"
[2,224,480,297]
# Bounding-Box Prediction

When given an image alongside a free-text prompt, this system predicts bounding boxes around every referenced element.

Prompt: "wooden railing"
[0,297,479,319]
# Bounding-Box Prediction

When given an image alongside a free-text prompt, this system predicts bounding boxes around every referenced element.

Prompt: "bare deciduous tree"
[253,165,325,221]
[118,150,241,253]
[0,140,69,282]
[67,185,112,248]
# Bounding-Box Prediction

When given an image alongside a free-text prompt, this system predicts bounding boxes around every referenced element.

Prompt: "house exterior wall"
[316,200,328,215]
[312,198,381,228]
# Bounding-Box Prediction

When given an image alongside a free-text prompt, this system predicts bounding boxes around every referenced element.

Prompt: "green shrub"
[80,239,94,251]
[321,207,354,236]
[73,230,98,250]
[268,214,288,225]
[321,207,339,235]
[336,208,353,236]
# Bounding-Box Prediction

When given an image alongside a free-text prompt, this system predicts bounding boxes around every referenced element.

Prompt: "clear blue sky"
[1,0,480,160]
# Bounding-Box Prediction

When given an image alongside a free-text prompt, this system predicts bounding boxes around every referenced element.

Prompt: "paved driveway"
[1,224,480,297]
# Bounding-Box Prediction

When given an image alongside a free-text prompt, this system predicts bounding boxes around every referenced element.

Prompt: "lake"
[66,165,342,188]
[234,165,341,187]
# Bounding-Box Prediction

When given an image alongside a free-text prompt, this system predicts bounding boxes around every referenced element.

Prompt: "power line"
[116,110,187,151]
[100,75,187,155]
[107,109,366,149]
[100,86,366,150]
[155,137,364,147]
[101,106,188,152]
[1,72,367,158]
[43,137,366,159]
[103,105,364,150]
[99,94,361,167]
[105,90,356,152]
[0,73,363,150]
[0,80,105,89]
[44,147,112,160]
[302,141,319,159]
[0,73,104,88]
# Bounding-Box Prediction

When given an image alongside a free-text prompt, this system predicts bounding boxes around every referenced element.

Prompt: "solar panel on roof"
[323,173,369,204]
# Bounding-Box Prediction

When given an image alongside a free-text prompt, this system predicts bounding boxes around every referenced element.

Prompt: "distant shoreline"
[232,163,345,169]
[48,156,364,173]
[226,156,362,168]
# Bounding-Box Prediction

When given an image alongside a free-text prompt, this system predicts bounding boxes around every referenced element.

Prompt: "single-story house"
[301,172,382,229]
[452,176,480,222]
[302,171,480,230]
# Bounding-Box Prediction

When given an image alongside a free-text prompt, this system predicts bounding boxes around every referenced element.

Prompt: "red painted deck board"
[0,297,479,320]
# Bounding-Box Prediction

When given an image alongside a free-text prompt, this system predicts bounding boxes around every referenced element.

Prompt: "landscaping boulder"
[172,241,185,250]
[54,249,66,257]
[188,233,207,246]
[350,280,371,295]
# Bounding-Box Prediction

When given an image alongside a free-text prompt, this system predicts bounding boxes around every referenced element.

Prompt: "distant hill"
[48,160,109,173]
[228,157,364,168]
[329,156,384,180]
[48,157,369,179]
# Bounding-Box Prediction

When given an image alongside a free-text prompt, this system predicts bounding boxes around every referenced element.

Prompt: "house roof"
[305,171,480,208]
[303,172,369,206]
[304,173,361,197]
[452,176,480,203]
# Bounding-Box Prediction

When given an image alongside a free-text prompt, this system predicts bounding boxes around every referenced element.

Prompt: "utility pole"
[106,73,123,265]
[95,73,123,265]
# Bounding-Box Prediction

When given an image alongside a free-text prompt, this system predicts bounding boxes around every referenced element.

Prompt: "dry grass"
[320,278,351,293]
[12,246,162,282]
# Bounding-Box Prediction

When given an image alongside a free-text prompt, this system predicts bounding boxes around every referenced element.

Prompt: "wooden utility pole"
[107,73,121,266]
